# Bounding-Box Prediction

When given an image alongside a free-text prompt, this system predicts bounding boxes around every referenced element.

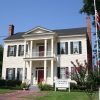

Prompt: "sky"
[0,0,87,44]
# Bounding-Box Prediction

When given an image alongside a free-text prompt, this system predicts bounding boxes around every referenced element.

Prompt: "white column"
[44,39,47,57]
[44,60,47,83]
[30,40,33,58]
[22,61,26,83]
[24,40,26,58]
[51,38,54,57]
[51,60,54,85]
[29,61,32,84]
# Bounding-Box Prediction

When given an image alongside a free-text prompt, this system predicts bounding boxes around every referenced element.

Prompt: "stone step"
[29,85,40,92]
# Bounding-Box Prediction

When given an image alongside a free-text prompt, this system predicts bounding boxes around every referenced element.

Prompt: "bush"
[0,79,22,88]
[20,82,30,90]
[38,83,53,91]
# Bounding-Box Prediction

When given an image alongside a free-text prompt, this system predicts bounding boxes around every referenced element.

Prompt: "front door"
[38,70,44,83]
[39,46,44,56]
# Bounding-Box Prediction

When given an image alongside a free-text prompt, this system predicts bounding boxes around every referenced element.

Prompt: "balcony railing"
[25,51,52,58]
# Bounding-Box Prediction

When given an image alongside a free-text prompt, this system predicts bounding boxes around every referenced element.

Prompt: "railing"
[25,51,52,58]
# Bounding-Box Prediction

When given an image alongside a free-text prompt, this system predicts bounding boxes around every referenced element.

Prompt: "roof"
[4,27,87,40]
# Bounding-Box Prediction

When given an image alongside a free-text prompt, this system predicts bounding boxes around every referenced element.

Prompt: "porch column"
[44,39,47,57]
[44,60,47,83]
[22,61,26,82]
[29,61,32,84]
[51,60,54,85]
[30,40,33,58]
[51,38,54,57]
[24,40,26,58]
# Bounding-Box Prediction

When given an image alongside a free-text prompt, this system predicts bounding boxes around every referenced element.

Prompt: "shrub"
[0,79,22,88]
[38,83,53,91]
[20,82,30,90]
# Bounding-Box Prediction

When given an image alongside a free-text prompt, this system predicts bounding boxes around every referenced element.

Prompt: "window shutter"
[6,68,8,80]
[7,46,10,57]
[57,67,60,79]
[70,42,73,54]
[26,44,28,52]
[12,68,15,80]
[65,42,68,54]
[79,41,82,54]
[14,45,17,56]
[57,42,60,54]
[18,45,21,56]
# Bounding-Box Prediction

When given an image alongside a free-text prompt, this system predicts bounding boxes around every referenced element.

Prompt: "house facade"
[2,24,92,85]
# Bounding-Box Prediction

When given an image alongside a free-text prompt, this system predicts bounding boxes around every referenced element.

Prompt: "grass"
[0,89,16,94]
[23,91,98,100]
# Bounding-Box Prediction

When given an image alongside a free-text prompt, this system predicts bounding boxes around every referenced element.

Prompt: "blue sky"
[0,0,87,44]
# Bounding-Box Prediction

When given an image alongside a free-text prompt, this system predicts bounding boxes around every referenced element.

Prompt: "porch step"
[29,85,40,92]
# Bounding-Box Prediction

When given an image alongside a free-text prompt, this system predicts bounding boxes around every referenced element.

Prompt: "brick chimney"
[86,16,92,44]
[8,24,14,36]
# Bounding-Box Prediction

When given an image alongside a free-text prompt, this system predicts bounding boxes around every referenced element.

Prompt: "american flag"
[96,10,100,30]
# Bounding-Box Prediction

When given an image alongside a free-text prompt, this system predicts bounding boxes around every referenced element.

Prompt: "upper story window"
[18,45,24,56]
[70,41,82,54]
[57,42,68,55]
[7,45,17,57]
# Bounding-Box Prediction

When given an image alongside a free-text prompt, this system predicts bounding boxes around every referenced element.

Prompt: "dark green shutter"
[57,42,60,54]
[6,68,8,80]
[79,41,82,54]
[14,45,17,56]
[26,44,28,52]
[65,42,68,54]
[18,45,21,56]
[7,46,10,57]
[70,42,73,54]
[12,68,15,80]
[57,67,60,79]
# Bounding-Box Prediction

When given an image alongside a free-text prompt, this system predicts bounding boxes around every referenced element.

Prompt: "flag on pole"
[96,10,100,30]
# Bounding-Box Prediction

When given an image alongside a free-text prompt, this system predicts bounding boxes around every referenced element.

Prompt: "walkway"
[0,90,34,100]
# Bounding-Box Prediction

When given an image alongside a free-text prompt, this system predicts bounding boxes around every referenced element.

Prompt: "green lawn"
[24,91,98,100]
[0,89,15,94]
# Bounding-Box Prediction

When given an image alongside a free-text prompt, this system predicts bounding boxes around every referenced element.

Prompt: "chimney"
[86,16,92,44]
[8,24,14,36]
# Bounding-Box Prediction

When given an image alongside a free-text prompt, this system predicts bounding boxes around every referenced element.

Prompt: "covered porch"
[22,59,56,85]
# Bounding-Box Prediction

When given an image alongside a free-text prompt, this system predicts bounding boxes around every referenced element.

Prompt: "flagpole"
[94,0,99,73]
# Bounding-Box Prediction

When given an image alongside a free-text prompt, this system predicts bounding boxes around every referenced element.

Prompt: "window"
[18,45,24,56]
[17,68,23,81]
[57,42,68,54]
[70,41,82,54]
[6,68,15,80]
[71,67,77,80]
[57,67,69,79]
[7,45,17,56]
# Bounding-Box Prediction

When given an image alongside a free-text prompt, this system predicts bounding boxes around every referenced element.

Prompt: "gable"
[24,26,54,35]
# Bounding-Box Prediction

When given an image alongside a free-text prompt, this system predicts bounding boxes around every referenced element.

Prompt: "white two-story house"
[2,19,92,85]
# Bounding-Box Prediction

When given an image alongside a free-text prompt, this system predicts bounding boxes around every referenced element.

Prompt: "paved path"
[0,90,34,100]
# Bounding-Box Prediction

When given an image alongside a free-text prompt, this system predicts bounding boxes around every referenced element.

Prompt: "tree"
[0,45,3,78]
[80,0,100,28]
[71,60,99,100]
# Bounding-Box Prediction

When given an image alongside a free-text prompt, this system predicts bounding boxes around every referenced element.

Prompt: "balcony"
[25,51,52,58]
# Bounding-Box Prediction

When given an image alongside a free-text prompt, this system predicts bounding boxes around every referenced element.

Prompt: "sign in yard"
[55,79,70,92]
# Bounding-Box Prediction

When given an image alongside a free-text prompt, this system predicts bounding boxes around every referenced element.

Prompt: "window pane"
[73,42,79,54]
[60,43,65,54]
[17,68,23,81]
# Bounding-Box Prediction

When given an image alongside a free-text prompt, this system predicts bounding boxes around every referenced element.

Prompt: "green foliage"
[0,79,22,87]
[38,83,53,91]
[80,0,100,28]
[20,82,30,90]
